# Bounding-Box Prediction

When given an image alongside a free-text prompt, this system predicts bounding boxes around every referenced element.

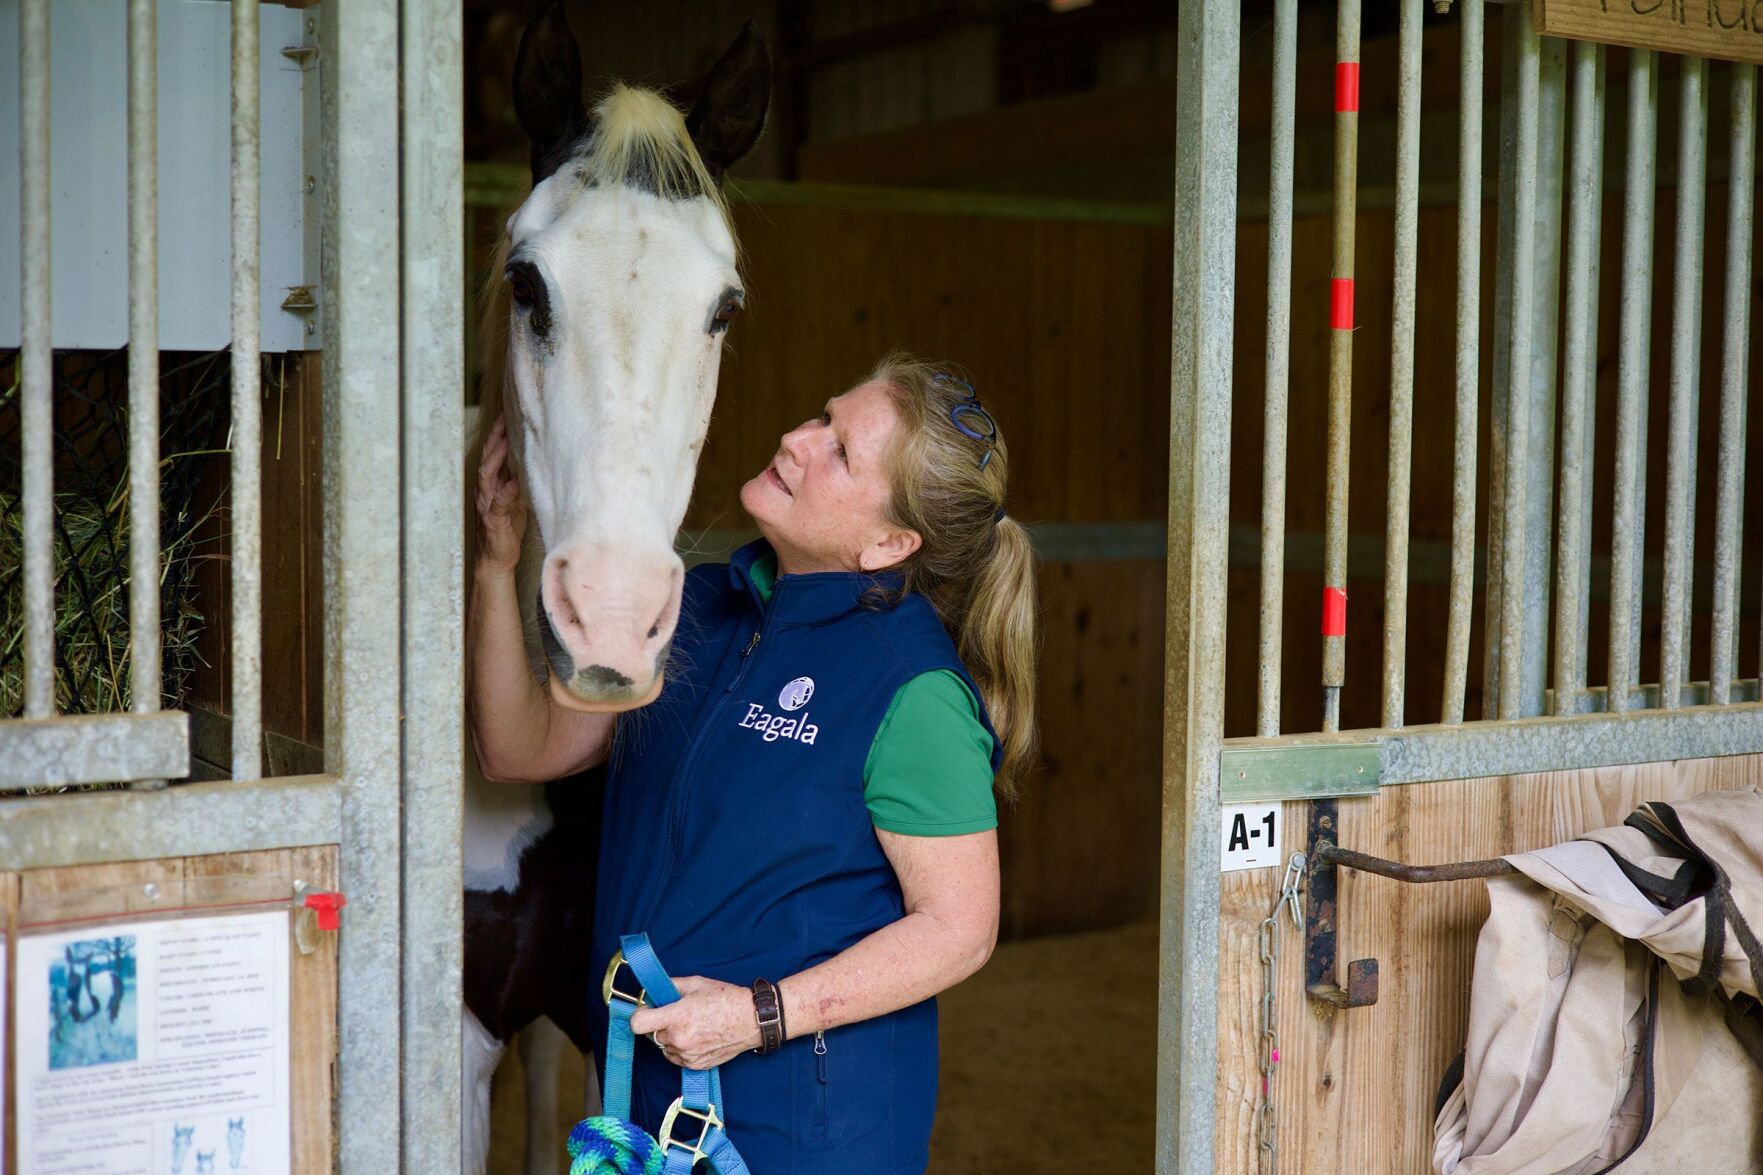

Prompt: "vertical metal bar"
[1443,0,1483,725]
[1258,0,1297,739]
[1158,0,1238,1166]
[400,0,464,1158]
[1553,41,1605,716]
[1717,64,1756,702]
[1496,7,1541,722]
[1518,39,1566,718]
[1321,0,1361,733]
[1660,55,1707,710]
[1382,0,1422,730]
[128,0,162,716]
[322,0,404,1166]
[1608,50,1657,715]
[231,0,263,778]
[19,0,54,719]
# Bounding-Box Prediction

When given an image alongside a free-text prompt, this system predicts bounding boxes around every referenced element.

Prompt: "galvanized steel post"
[1383,0,1423,730]
[128,0,163,718]
[321,0,405,1166]
[1716,64,1756,703]
[1495,7,1542,722]
[1607,50,1657,715]
[1552,41,1604,716]
[1322,0,1361,733]
[399,0,465,1156]
[231,0,264,779]
[1443,0,1483,725]
[19,0,53,719]
[1258,0,1298,739]
[1660,55,1707,709]
[1517,37,1565,718]
[1158,0,1238,1165]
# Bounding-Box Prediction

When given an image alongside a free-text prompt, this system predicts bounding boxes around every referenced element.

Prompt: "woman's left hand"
[628,976,762,1070]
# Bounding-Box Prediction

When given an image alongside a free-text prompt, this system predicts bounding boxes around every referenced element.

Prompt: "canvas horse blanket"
[1433,787,1763,1174]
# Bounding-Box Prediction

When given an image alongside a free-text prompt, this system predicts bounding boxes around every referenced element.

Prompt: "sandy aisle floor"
[488,918,1158,1173]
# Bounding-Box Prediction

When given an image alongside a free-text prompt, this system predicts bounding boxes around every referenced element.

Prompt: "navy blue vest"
[588,539,1000,1173]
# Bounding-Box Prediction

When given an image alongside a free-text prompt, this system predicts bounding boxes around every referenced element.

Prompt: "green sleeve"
[863,669,999,836]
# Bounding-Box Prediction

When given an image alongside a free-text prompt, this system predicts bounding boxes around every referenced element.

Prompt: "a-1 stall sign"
[1536,0,1763,66]
[1220,802,1283,872]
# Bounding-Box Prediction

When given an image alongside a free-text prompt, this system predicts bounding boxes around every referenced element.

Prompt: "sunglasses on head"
[932,373,998,471]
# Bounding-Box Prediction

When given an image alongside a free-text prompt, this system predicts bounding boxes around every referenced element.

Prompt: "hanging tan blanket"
[1433,787,1763,1174]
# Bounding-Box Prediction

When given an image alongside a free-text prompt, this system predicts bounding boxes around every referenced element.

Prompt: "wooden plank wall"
[187,355,326,750]
[1213,757,1761,1174]
[10,847,339,1175]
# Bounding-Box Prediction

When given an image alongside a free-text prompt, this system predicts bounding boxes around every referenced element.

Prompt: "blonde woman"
[471,354,1038,1172]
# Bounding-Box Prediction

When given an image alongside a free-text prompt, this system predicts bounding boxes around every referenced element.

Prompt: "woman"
[470,353,1038,1172]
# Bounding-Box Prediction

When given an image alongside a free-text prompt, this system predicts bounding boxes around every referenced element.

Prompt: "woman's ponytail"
[871,353,1041,800]
[956,517,1039,798]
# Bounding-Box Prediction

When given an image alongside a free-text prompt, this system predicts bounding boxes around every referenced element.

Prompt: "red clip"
[303,891,347,931]
[1322,587,1348,637]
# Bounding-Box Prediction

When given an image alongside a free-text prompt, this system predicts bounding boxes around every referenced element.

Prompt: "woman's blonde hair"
[869,353,1039,800]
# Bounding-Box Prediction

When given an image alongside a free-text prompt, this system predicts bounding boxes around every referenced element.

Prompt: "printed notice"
[14,912,291,1175]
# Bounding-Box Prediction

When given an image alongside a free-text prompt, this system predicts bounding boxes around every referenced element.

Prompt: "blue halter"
[596,933,752,1175]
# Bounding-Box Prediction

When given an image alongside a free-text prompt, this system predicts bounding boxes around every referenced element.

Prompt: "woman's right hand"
[476,414,529,578]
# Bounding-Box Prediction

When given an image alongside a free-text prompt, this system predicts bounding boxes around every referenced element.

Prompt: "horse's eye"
[710,292,743,333]
[509,269,535,307]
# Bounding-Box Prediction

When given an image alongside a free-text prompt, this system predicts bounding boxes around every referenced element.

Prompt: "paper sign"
[1221,802,1283,872]
[14,911,292,1175]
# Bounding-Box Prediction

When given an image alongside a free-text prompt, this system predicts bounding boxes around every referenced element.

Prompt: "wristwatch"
[751,977,785,1055]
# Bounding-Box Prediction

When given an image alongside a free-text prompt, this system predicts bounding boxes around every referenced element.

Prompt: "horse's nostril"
[648,625,660,640]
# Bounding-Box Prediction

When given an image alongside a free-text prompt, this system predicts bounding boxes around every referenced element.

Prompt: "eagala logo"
[737,676,821,744]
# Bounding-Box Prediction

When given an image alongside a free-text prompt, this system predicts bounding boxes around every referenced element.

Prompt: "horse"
[460,7,771,1172]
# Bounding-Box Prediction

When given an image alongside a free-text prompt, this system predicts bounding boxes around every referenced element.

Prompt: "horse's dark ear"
[513,2,588,184]
[687,21,772,183]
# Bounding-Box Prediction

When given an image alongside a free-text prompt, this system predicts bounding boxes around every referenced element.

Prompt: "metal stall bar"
[1718,64,1757,702]
[1552,41,1605,716]
[1496,7,1542,721]
[1321,0,1361,733]
[1607,51,1658,714]
[127,0,163,724]
[1660,55,1708,709]
[1258,0,1298,738]
[321,0,405,1166]
[1443,0,1483,725]
[19,0,53,719]
[231,0,264,779]
[399,0,464,1157]
[1383,0,1422,730]
[1158,0,1238,1164]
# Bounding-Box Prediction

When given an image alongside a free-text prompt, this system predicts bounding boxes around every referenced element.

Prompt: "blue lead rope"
[587,932,752,1175]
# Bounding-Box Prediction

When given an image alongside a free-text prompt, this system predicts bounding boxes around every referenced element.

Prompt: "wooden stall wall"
[186,355,325,771]
[1212,756,1760,1173]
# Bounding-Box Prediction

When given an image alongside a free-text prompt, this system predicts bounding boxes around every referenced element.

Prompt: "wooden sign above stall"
[1535,0,1763,65]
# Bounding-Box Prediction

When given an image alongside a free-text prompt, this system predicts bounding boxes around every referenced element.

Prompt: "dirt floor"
[488,918,1157,1174]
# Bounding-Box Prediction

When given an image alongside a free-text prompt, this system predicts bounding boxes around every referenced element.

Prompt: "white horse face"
[504,5,769,710]
[505,175,737,707]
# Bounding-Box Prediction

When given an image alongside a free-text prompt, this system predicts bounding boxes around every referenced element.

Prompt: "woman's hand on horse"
[476,414,528,577]
[628,976,762,1070]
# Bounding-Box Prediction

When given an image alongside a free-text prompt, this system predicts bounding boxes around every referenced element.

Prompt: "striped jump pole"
[1322,0,1360,732]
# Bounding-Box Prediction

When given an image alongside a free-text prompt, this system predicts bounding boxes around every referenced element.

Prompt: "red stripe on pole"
[1336,61,1360,113]
[1322,587,1348,636]
[1330,278,1354,330]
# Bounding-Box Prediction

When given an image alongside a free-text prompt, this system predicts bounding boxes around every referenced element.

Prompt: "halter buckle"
[601,949,649,1009]
[658,1097,723,1162]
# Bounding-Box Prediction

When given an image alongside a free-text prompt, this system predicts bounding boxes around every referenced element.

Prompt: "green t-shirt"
[750,555,999,837]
